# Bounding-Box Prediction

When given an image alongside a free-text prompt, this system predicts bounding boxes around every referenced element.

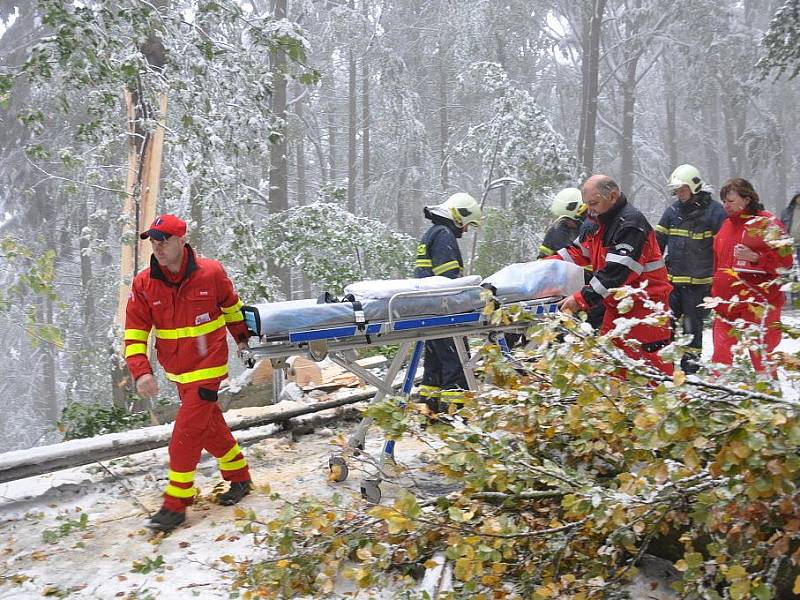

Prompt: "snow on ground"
[0,403,436,599]
[1,314,798,599]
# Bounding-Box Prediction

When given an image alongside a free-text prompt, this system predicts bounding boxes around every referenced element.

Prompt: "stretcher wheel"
[328,456,349,483]
[360,479,382,504]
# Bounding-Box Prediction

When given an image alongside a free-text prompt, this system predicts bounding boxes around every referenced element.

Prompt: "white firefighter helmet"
[550,187,586,219]
[666,164,703,195]
[425,192,481,228]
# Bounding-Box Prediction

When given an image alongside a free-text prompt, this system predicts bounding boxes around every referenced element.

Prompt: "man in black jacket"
[656,164,726,373]
[415,192,481,411]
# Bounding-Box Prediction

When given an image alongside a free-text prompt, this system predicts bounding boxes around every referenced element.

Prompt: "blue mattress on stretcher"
[242,260,584,338]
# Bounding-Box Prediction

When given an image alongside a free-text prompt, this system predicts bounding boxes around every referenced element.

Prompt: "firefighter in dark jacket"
[415,192,481,412]
[655,164,726,373]
[538,187,586,259]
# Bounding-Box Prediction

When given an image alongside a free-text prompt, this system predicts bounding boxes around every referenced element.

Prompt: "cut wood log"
[0,387,380,485]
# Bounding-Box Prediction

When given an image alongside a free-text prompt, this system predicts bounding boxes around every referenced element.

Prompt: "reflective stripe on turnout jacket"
[415,224,463,279]
[124,245,249,386]
[554,196,672,343]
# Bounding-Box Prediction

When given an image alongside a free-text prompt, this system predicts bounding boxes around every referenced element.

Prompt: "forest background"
[0,0,798,452]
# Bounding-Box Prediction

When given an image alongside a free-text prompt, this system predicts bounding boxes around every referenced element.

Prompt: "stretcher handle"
[387,285,486,327]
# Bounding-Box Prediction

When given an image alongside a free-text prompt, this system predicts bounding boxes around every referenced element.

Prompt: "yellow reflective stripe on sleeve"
[221,299,243,314]
[168,469,196,483]
[124,343,148,358]
[124,329,149,341]
[165,365,229,384]
[432,261,461,276]
[154,315,226,340]
[164,484,197,499]
[415,259,433,267]
[219,458,247,472]
[661,228,714,240]
[219,443,242,464]
[224,311,244,324]
[668,274,713,285]
[539,245,554,256]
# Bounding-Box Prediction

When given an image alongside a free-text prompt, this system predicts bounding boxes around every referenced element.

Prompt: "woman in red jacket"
[711,178,793,371]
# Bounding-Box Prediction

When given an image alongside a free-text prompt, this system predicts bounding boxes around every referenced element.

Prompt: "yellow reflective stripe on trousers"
[441,390,465,404]
[419,385,441,398]
[165,364,228,384]
[432,260,461,276]
[168,469,196,483]
[218,443,242,464]
[124,328,149,341]
[219,458,247,471]
[155,315,226,340]
[415,259,433,267]
[124,343,147,358]
[165,484,197,499]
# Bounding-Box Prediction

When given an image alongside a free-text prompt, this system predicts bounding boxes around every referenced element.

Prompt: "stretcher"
[241,260,584,503]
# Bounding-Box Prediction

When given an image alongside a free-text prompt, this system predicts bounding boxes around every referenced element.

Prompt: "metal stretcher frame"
[245,293,562,503]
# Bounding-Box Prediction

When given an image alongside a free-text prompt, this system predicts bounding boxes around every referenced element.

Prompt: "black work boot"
[680,353,700,375]
[146,507,186,532]
[218,481,252,506]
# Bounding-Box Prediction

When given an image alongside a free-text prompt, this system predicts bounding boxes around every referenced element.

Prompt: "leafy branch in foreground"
[229,310,800,599]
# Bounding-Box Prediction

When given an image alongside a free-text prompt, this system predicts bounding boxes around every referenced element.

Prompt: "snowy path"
[0,415,437,599]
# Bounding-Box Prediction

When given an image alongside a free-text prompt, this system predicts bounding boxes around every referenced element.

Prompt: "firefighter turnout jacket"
[415,223,464,279]
[538,217,580,258]
[124,244,249,386]
[655,191,726,285]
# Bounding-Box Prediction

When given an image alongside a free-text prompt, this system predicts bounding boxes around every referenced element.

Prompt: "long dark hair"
[720,178,764,212]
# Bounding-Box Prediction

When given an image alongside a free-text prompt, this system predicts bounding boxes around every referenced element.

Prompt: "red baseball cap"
[139,214,187,241]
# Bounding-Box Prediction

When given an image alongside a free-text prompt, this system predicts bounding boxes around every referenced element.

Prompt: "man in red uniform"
[124,214,253,532]
[554,175,674,374]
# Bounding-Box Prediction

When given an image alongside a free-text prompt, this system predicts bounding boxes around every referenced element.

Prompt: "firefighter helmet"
[550,187,586,219]
[666,164,703,195]
[425,192,481,228]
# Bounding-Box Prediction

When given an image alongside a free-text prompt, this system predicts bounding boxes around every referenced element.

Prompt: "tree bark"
[581,0,606,173]
[269,0,291,298]
[361,0,371,192]
[662,57,677,170]
[620,55,639,195]
[438,50,449,191]
[347,0,358,214]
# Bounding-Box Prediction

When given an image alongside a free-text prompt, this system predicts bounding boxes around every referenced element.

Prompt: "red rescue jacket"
[551,196,672,344]
[124,245,249,386]
[711,210,792,318]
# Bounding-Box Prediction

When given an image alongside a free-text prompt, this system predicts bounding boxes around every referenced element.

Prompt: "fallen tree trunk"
[0,388,381,485]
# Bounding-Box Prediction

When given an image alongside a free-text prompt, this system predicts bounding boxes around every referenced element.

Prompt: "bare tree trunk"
[620,56,639,195]
[78,201,95,335]
[296,96,307,206]
[581,0,606,173]
[269,0,291,298]
[702,88,721,188]
[662,58,677,170]
[361,0,371,192]
[438,51,449,190]
[347,50,357,213]
[327,75,338,184]
[40,296,58,423]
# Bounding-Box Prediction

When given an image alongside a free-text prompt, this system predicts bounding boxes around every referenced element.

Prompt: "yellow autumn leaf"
[793,575,800,594]
[673,370,686,386]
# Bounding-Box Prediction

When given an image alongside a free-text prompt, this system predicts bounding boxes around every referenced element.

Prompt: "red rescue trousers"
[162,382,251,512]
[711,307,782,373]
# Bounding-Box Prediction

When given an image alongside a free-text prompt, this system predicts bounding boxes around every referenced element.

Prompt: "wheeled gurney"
[241,260,584,502]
